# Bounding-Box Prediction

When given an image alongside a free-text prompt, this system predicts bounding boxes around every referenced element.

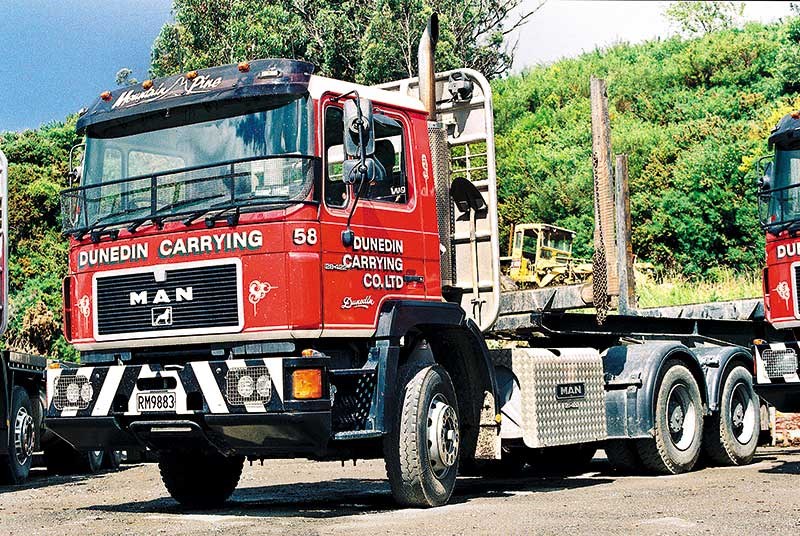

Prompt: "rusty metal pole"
[615,154,636,314]
[590,77,618,322]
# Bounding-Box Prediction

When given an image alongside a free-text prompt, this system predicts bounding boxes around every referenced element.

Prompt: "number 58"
[293,228,318,245]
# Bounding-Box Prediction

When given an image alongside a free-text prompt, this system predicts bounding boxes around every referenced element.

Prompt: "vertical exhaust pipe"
[418,14,453,288]
[418,14,439,121]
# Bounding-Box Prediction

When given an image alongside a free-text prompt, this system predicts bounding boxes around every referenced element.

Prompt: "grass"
[635,267,761,308]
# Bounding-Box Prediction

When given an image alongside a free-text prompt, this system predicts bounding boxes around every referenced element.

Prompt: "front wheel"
[159,449,244,509]
[637,361,703,474]
[384,365,460,507]
[0,387,36,484]
[703,365,760,466]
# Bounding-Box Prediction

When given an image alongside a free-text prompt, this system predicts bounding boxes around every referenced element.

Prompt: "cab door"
[319,99,428,334]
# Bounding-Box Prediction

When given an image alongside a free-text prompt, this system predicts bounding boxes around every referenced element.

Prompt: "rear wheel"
[159,449,244,509]
[44,438,105,475]
[384,365,460,507]
[703,365,760,466]
[636,361,703,474]
[0,387,35,484]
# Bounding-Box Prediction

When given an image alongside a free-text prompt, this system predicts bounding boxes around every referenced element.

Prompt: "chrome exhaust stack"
[418,14,439,121]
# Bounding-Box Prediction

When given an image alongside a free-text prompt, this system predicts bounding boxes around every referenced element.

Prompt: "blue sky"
[0,1,793,132]
[0,0,172,132]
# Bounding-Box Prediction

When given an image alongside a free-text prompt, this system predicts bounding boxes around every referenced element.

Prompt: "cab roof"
[76,58,426,134]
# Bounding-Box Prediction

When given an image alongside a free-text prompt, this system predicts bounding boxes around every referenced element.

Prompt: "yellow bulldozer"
[504,223,593,288]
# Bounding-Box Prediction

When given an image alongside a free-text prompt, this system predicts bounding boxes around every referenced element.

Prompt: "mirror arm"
[339,90,370,247]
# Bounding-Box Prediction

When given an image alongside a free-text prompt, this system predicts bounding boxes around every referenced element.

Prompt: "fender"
[375,300,497,403]
[693,346,753,412]
[603,342,707,439]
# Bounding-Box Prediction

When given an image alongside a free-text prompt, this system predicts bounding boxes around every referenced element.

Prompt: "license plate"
[137,392,176,412]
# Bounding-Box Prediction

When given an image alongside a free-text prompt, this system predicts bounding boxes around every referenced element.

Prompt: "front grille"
[96,263,239,336]
[53,375,91,410]
[762,348,799,378]
[794,265,800,315]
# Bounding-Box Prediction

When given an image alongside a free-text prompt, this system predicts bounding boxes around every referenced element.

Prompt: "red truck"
[754,112,800,411]
[46,17,769,508]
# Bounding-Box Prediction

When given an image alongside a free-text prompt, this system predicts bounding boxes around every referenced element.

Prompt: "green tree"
[665,1,744,36]
[115,68,139,87]
[150,0,543,83]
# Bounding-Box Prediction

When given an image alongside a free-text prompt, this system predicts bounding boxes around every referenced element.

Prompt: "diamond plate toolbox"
[491,348,607,448]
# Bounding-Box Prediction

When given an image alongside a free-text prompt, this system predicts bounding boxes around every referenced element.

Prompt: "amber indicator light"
[292,369,323,399]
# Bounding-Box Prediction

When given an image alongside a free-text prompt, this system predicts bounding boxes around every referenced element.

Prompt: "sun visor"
[76,59,315,133]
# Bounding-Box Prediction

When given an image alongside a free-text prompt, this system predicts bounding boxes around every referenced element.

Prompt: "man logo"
[151,306,173,327]
[556,382,586,400]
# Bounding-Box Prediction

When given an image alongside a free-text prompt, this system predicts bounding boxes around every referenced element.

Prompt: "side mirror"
[342,158,379,185]
[759,162,773,191]
[343,98,375,158]
[68,143,85,187]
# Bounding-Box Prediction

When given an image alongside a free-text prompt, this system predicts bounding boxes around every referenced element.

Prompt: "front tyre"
[159,450,244,509]
[637,361,703,474]
[703,365,760,466]
[0,387,35,484]
[384,365,460,507]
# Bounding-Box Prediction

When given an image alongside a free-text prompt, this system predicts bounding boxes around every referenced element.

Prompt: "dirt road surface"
[1,447,799,536]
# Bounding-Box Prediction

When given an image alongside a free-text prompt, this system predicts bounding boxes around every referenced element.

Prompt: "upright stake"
[590,77,618,322]
[615,154,636,314]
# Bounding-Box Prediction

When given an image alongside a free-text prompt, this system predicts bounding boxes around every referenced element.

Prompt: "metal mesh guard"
[225,366,272,406]
[53,375,91,410]
[763,348,798,378]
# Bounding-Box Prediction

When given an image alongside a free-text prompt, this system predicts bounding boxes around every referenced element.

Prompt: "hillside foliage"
[493,18,800,275]
[2,15,800,358]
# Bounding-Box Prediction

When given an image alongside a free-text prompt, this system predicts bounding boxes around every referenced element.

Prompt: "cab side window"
[365,115,407,204]
[323,105,408,207]
[324,106,348,207]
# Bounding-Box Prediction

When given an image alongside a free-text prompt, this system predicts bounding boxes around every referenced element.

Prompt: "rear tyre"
[703,365,760,466]
[0,387,35,484]
[636,361,703,474]
[102,449,123,470]
[384,365,460,507]
[604,439,641,474]
[44,440,104,475]
[159,449,244,509]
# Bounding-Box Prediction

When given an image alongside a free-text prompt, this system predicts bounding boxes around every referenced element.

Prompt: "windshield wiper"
[127,193,230,233]
[73,206,150,240]
[183,196,316,227]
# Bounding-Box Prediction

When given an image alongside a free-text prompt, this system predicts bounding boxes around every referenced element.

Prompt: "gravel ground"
[1,447,799,536]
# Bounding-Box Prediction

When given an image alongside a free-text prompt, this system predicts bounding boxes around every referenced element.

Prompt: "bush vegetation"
[2,16,799,358]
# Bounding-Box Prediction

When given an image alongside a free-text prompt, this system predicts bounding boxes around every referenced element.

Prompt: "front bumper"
[754,383,800,413]
[45,356,333,455]
[45,412,332,456]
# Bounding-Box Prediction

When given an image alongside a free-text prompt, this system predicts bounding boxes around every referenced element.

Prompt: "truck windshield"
[762,148,800,230]
[63,95,316,233]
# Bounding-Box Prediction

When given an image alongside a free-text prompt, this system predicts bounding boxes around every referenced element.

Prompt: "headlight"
[53,375,92,410]
[80,383,93,403]
[225,366,272,405]
[237,375,254,398]
[66,382,80,404]
[256,375,271,398]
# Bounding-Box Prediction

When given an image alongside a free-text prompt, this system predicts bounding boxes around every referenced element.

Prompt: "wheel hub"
[427,394,459,478]
[730,381,755,445]
[666,383,696,451]
[14,406,35,466]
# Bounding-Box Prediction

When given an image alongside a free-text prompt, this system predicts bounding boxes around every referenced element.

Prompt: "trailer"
[44,16,768,508]
[753,111,800,412]
[0,153,120,485]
